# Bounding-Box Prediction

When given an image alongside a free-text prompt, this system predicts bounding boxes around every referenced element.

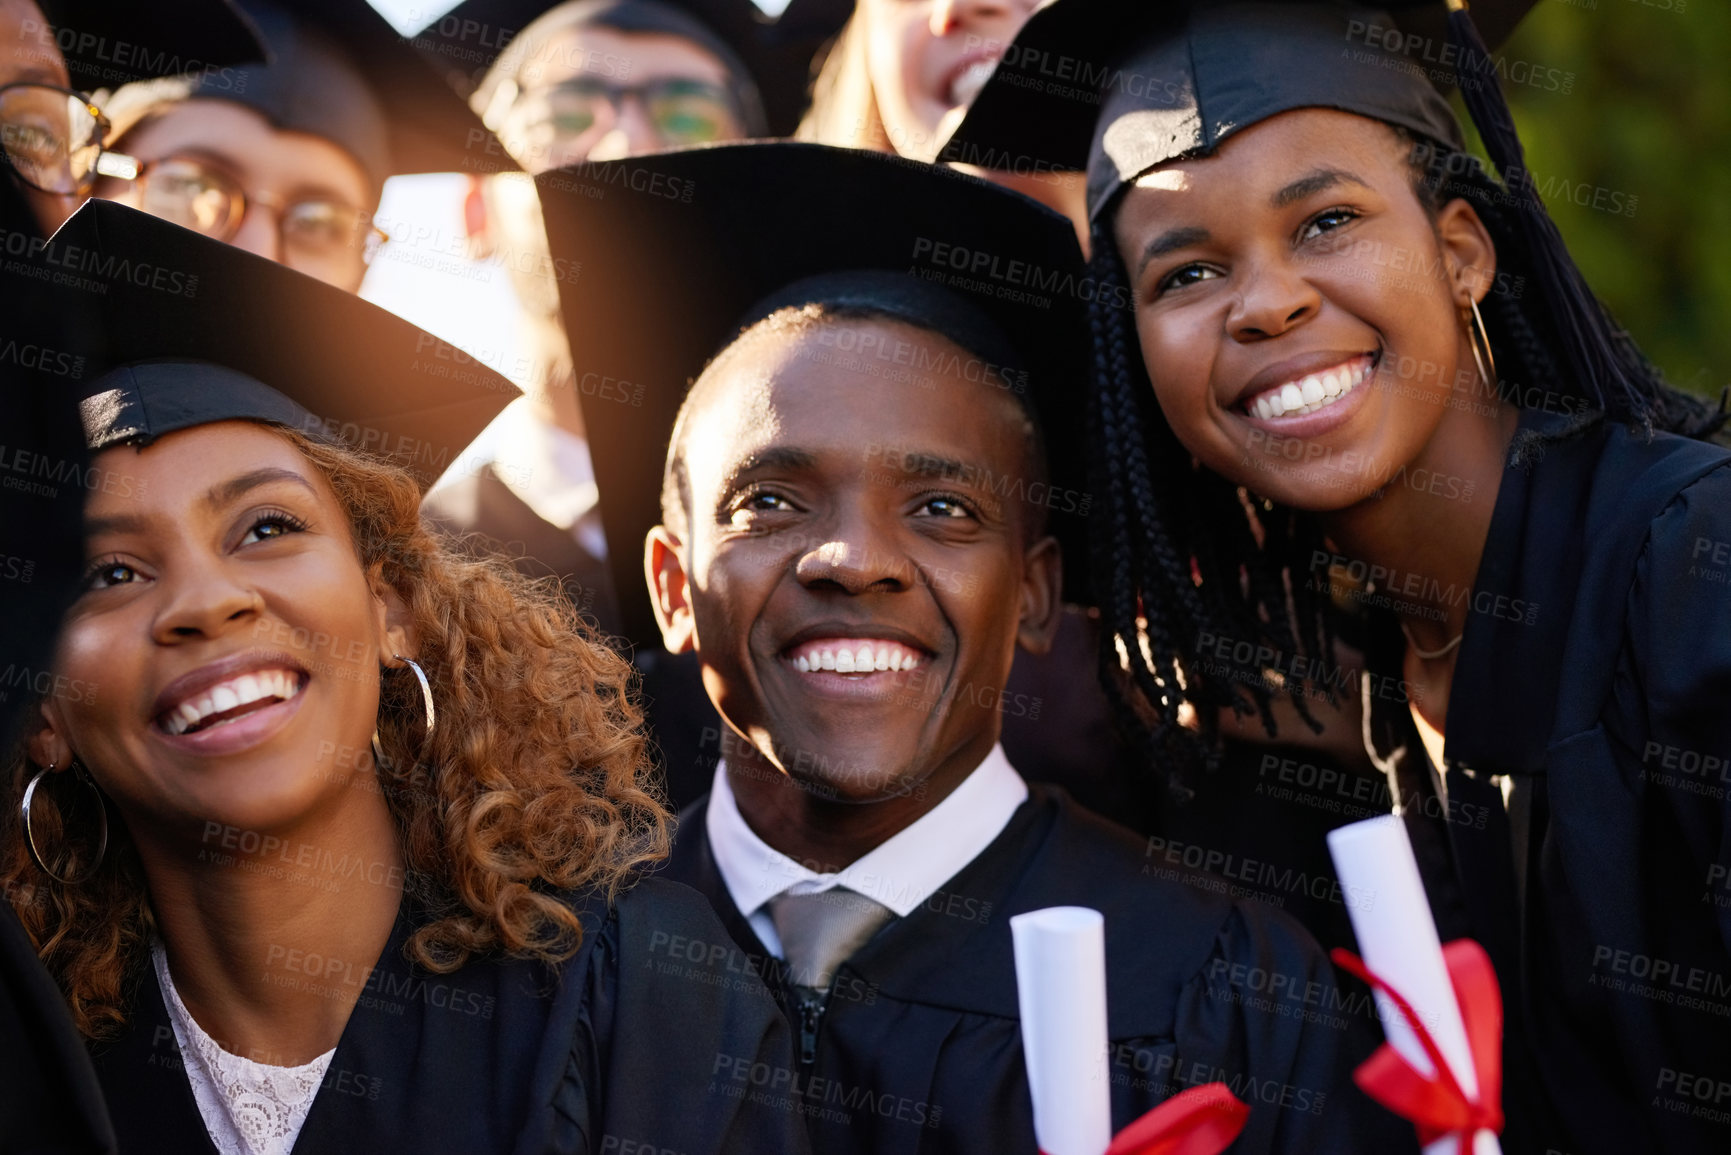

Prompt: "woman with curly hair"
[2,200,808,1155]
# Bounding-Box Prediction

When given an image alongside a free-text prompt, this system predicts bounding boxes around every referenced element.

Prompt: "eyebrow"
[1136,226,1211,277]
[16,68,71,86]
[203,467,319,511]
[888,452,977,484]
[717,446,819,492]
[1135,168,1374,277]
[83,468,317,539]
[1271,168,1371,209]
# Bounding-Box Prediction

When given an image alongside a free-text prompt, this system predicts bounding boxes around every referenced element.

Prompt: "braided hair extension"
[1086,129,1727,790]
[1086,219,1335,787]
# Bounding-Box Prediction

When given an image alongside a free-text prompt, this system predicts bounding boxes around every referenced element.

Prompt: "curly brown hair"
[1,427,670,1039]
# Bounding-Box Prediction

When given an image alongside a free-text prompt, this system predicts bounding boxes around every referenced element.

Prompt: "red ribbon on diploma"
[1041,1083,1250,1155]
[1330,940,1504,1153]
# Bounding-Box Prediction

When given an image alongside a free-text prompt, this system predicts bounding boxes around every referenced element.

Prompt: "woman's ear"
[645,526,697,654]
[367,563,418,665]
[1436,196,1498,307]
[26,700,73,773]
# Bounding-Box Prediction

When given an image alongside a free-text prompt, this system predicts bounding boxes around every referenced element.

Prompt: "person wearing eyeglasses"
[419,0,771,809]
[0,1,120,238]
[87,0,496,294]
[473,0,766,171]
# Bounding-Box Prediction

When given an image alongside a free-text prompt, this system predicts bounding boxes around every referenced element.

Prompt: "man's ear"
[1015,535,1064,657]
[645,526,697,654]
[367,564,418,665]
[1436,196,1498,307]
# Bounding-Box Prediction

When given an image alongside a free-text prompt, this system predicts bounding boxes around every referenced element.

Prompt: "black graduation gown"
[0,903,115,1155]
[87,879,812,1155]
[1366,407,1731,1154]
[661,784,1362,1153]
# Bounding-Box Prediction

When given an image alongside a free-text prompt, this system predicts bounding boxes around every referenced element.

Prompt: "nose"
[152,561,263,644]
[930,0,1015,37]
[228,203,284,266]
[1226,255,1322,342]
[585,94,657,161]
[793,512,912,596]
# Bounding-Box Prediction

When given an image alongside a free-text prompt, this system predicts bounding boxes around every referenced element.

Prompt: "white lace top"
[152,941,336,1155]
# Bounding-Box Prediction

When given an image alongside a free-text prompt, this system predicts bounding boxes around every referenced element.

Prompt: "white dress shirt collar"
[704,744,1028,956]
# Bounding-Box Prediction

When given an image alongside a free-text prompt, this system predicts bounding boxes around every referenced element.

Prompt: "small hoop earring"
[1465,297,1497,388]
[21,760,109,885]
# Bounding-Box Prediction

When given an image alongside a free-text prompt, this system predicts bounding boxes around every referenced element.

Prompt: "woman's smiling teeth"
[787,639,925,674]
[1245,355,1374,420]
[160,668,304,735]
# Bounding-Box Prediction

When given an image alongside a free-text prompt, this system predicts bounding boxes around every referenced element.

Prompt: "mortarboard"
[31,0,267,94]
[938,0,1539,220]
[101,0,516,195]
[47,198,519,491]
[408,0,850,139]
[534,141,1094,645]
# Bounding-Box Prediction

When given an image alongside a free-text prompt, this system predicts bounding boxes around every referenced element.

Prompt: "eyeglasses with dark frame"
[484,75,745,152]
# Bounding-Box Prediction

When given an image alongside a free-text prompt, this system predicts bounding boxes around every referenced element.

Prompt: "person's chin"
[762,722,929,803]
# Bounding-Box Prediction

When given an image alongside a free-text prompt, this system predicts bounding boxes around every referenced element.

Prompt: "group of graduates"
[1,0,1728,1153]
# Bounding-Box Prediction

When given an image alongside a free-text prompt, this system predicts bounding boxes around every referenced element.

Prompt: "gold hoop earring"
[1464,297,1497,388]
[20,760,109,885]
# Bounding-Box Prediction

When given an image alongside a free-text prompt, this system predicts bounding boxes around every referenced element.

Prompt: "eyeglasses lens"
[646,80,738,145]
[140,158,242,238]
[0,84,100,195]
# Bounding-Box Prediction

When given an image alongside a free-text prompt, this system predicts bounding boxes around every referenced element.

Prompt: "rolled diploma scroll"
[1328,815,1502,1155]
[1011,906,1113,1155]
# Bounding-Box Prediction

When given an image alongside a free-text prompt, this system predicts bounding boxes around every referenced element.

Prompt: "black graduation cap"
[32,0,266,94]
[45,198,519,491]
[406,0,850,139]
[939,0,1539,218]
[534,141,1094,645]
[102,0,516,192]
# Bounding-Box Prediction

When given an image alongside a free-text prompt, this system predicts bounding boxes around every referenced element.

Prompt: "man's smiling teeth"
[162,669,302,735]
[948,59,997,107]
[1249,357,1373,419]
[787,639,924,674]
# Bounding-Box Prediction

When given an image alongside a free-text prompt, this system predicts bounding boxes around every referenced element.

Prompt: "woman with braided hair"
[945,1,1731,1151]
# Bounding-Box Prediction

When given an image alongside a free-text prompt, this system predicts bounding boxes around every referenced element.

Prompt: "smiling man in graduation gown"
[537,141,1362,1153]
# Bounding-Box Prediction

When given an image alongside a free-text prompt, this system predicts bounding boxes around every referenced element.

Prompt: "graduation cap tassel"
[1442,0,1657,430]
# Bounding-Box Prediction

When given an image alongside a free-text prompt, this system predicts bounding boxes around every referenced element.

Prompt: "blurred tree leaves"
[1481,0,1730,399]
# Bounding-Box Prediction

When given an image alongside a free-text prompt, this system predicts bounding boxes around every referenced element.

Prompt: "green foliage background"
[1490,0,1730,399]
